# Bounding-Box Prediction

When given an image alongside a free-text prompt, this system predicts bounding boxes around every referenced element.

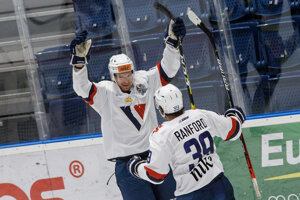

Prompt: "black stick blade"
[153,2,174,19]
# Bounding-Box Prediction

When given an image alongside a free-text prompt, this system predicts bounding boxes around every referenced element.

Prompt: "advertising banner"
[0,138,122,200]
[0,114,299,200]
[218,115,300,200]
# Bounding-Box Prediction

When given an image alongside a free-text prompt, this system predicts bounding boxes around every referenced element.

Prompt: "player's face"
[115,71,133,92]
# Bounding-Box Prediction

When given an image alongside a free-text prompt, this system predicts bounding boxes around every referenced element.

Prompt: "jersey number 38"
[183,131,214,171]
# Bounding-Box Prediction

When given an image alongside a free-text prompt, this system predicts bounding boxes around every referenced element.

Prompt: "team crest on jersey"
[136,84,147,95]
[125,97,133,102]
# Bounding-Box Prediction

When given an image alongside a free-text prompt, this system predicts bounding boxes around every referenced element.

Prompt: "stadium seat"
[213,22,259,76]
[48,97,88,137]
[209,0,248,22]
[257,19,300,71]
[252,0,291,16]
[36,45,74,97]
[36,40,121,97]
[122,0,160,34]
[132,31,216,79]
[180,31,216,80]
[180,80,225,113]
[241,75,271,114]
[87,40,122,82]
[131,34,165,71]
[160,0,202,27]
[72,0,114,38]
[269,73,300,112]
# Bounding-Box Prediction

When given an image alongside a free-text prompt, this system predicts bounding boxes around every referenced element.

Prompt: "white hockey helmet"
[154,84,183,118]
[108,53,134,81]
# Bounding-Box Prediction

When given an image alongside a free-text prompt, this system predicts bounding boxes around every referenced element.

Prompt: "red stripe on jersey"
[225,117,238,141]
[83,83,97,105]
[144,166,167,180]
[152,125,163,134]
[157,62,168,86]
[134,104,146,119]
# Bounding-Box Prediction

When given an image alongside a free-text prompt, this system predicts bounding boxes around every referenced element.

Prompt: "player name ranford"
[173,118,208,142]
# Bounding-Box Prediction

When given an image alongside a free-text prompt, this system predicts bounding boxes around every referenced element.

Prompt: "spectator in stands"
[70,17,186,200]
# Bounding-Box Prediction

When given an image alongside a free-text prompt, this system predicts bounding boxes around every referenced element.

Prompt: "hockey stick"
[153,2,196,110]
[187,8,262,199]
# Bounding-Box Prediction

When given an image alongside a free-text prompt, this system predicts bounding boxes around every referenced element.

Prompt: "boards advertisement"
[0,138,122,200]
[218,115,300,200]
[0,114,299,199]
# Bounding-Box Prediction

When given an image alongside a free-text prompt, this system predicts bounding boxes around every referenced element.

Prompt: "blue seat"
[122,0,160,34]
[132,34,165,71]
[209,0,248,22]
[179,81,225,113]
[241,75,271,114]
[179,31,216,80]
[269,73,300,112]
[213,22,259,76]
[257,19,300,70]
[72,0,114,38]
[36,40,121,97]
[132,31,216,80]
[87,40,122,82]
[160,0,202,27]
[48,97,88,137]
[252,0,291,16]
[36,45,74,97]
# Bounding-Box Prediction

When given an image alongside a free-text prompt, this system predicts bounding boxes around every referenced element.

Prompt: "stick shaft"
[153,2,195,109]
[190,12,261,199]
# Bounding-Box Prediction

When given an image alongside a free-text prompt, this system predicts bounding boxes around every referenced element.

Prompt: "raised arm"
[69,31,93,98]
[160,17,186,79]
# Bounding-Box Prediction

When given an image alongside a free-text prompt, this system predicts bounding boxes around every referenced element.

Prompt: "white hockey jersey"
[137,109,242,196]
[73,45,180,160]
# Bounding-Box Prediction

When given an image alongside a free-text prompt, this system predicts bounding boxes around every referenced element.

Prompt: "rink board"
[219,113,300,200]
[0,136,122,200]
[0,113,299,200]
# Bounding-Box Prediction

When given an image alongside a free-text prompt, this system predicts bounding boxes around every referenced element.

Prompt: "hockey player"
[70,18,186,200]
[128,84,246,200]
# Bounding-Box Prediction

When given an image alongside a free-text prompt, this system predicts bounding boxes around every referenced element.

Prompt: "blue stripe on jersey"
[158,62,173,84]
[83,83,97,105]
[120,106,141,130]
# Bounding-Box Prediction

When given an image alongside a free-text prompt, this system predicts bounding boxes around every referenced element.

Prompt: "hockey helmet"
[154,84,183,118]
[108,53,134,81]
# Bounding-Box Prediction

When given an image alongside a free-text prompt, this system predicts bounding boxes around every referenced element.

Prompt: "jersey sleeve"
[145,45,181,92]
[203,110,242,141]
[137,127,172,184]
[72,66,107,112]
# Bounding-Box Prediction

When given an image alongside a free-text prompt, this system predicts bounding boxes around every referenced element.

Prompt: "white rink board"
[1,113,299,199]
[0,137,122,200]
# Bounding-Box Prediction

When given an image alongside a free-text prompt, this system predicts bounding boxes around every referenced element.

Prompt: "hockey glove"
[70,30,92,66]
[225,106,246,124]
[164,17,186,48]
[127,156,146,179]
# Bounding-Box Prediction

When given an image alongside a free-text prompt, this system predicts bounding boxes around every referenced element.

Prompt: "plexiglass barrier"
[0,0,300,145]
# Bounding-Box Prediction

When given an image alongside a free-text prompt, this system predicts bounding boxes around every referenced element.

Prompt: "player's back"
[163,109,225,196]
